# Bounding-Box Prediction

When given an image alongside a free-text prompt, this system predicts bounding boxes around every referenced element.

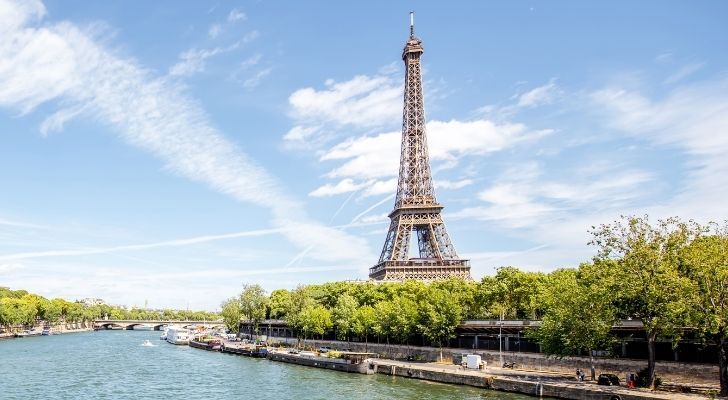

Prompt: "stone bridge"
[93,319,224,331]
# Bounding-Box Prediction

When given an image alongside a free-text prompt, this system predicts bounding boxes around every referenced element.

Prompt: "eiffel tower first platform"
[369,14,471,281]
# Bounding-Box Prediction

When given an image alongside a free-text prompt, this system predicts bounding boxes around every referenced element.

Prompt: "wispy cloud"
[227,9,246,23]
[168,42,240,77]
[243,67,272,89]
[0,227,286,262]
[516,79,561,108]
[663,62,704,85]
[208,23,222,38]
[0,0,370,265]
[0,217,48,229]
[242,30,259,43]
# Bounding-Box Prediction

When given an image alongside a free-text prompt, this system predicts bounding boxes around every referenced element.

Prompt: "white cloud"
[517,80,560,108]
[208,23,221,38]
[663,62,704,85]
[319,119,549,181]
[227,9,246,23]
[168,42,239,77]
[0,217,48,229]
[240,53,261,69]
[0,0,371,264]
[287,74,402,132]
[243,67,271,89]
[450,159,654,230]
[591,78,728,220]
[242,30,259,43]
[0,263,25,272]
[285,71,552,208]
[435,179,473,190]
[362,178,397,197]
[309,178,365,197]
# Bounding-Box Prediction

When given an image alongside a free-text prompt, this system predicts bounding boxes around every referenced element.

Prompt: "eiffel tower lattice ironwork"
[369,13,471,281]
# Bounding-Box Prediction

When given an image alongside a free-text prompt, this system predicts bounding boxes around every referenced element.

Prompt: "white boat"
[142,339,154,347]
[160,327,169,340]
[166,326,190,345]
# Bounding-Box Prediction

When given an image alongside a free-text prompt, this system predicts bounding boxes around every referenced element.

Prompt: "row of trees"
[0,288,219,331]
[220,216,727,394]
[0,289,97,330]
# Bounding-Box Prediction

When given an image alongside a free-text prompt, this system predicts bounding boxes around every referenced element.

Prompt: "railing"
[369,259,471,274]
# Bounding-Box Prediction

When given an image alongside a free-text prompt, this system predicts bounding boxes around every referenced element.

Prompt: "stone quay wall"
[268,336,718,384]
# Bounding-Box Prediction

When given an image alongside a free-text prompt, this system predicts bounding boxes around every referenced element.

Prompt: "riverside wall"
[268,336,718,384]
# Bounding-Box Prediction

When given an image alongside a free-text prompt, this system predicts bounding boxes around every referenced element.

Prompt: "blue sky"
[1,0,727,310]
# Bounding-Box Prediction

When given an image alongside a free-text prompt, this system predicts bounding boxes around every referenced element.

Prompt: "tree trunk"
[646,330,657,390]
[719,336,728,397]
[589,351,596,381]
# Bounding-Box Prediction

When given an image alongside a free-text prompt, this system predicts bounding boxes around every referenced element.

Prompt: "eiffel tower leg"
[392,218,412,261]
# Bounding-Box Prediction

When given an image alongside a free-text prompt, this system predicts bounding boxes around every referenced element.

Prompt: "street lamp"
[498,310,504,366]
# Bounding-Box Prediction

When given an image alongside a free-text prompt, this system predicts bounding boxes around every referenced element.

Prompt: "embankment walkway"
[372,359,711,400]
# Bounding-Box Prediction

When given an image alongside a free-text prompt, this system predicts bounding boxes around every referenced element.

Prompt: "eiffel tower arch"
[369,14,471,281]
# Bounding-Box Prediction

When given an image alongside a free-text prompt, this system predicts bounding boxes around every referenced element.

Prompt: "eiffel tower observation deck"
[369,13,471,281]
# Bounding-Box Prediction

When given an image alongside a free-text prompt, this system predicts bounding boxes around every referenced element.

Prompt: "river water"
[0,331,535,399]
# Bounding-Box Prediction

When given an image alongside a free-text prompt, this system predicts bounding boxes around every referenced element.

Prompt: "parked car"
[288,349,301,354]
[597,373,620,386]
[318,346,332,353]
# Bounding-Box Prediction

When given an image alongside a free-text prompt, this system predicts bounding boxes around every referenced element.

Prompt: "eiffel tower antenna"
[410,11,414,37]
[369,14,471,281]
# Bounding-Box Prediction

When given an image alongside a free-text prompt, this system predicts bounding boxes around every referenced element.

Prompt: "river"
[0,331,535,399]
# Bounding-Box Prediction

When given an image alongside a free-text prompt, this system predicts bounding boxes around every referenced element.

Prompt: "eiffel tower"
[369,13,471,281]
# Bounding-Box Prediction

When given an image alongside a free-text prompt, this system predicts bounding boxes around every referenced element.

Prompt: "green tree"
[680,225,728,396]
[374,300,397,346]
[418,288,463,361]
[530,265,617,379]
[239,284,269,338]
[352,305,376,352]
[299,304,332,341]
[332,294,357,341]
[220,297,242,333]
[391,295,418,348]
[478,267,546,319]
[591,216,699,389]
[0,297,36,330]
[268,289,292,319]
[43,298,65,324]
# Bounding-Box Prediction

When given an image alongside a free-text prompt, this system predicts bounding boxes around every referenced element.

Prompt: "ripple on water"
[0,331,537,400]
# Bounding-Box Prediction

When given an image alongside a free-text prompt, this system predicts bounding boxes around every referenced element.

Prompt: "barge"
[221,342,268,357]
[189,336,222,351]
[267,350,375,374]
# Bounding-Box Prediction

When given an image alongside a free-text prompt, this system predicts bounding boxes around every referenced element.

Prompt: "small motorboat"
[142,340,154,347]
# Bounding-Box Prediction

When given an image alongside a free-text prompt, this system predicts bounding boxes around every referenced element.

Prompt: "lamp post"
[499,310,504,366]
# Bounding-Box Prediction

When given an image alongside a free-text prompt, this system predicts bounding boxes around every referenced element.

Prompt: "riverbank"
[265,336,719,388]
[259,337,721,398]
[0,325,93,340]
[372,359,713,400]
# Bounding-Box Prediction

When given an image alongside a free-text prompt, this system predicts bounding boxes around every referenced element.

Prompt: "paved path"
[373,359,713,399]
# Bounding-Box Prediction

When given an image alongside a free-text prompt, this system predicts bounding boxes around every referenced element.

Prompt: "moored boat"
[220,342,268,357]
[189,336,222,351]
[165,326,190,345]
